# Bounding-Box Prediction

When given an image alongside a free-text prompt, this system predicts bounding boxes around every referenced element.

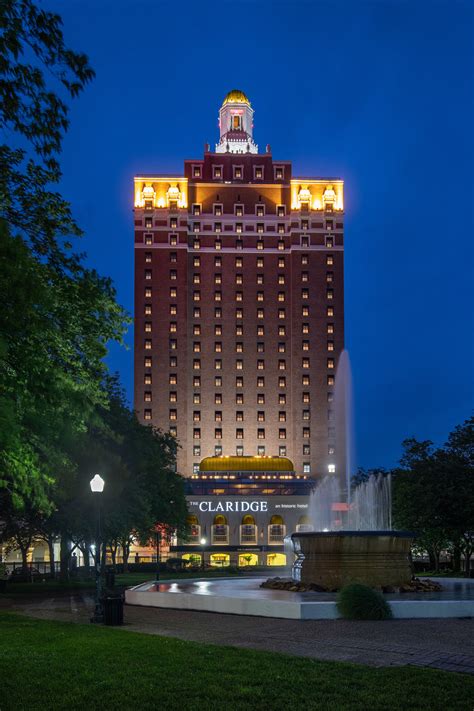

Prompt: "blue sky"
[50,0,473,468]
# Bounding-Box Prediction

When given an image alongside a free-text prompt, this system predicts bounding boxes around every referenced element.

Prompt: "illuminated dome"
[222,89,251,106]
[199,456,294,473]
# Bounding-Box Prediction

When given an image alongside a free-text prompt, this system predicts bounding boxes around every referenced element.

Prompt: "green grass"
[0,613,472,711]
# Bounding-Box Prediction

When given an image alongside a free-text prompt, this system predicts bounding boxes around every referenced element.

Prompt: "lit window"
[170,270,177,280]
[303,444,310,455]
[275,166,283,180]
[236,359,243,370]
[193,394,201,404]
[303,428,310,438]
[326,272,334,283]
[169,305,177,315]
[277,205,285,217]
[144,409,152,420]
[278,343,285,353]
[302,375,310,386]
[215,428,222,439]
[302,306,309,317]
[278,309,285,319]
[215,307,222,318]
[327,341,334,351]
[144,374,152,385]
[215,291,222,302]
[326,237,333,248]
[193,342,201,353]
[145,217,153,229]
[144,356,152,367]
[233,166,242,179]
[328,446,335,456]
[145,252,152,264]
[193,411,201,422]
[236,291,243,302]
[327,255,334,266]
[236,428,244,439]
[215,342,222,352]
[236,274,243,284]
[257,257,264,268]
[236,376,243,387]
[170,356,177,367]
[193,307,201,318]
[193,256,200,267]
[257,240,264,250]
[236,393,244,404]
[257,360,264,370]
[193,359,201,370]
[257,291,264,301]
[257,376,265,387]
[257,326,265,336]
[193,429,201,439]
[257,394,265,404]
[236,411,244,422]
[236,342,243,353]
[256,411,265,423]
[302,358,310,368]
[215,324,222,335]
[257,445,265,456]
[145,270,152,280]
[214,204,222,216]
[302,340,309,351]
[235,204,244,216]
[327,359,334,369]
[215,393,222,404]
[254,166,263,179]
[257,309,264,319]
[279,377,286,388]
[327,306,334,317]
[302,392,310,403]
[144,234,153,246]
[256,204,265,217]
[278,258,285,268]
[302,289,309,300]
[279,446,287,456]
[144,392,152,402]
[169,323,177,334]
[257,428,265,439]
[145,287,152,298]
[215,411,222,422]
[279,411,286,422]
[278,326,286,336]
[278,360,286,370]
[236,325,243,336]
[235,257,243,268]
[278,275,285,285]
[193,325,201,336]
[194,376,201,387]
[279,429,286,439]
[215,359,222,370]
[303,463,311,474]
[215,256,222,267]
[193,222,200,233]
[215,376,222,387]
[236,445,244,456]
[303,410,310,421]
[193,165,201,178]
[215,240,222,250]
[327,375,334,386]
[257,274,264,285]
[213,166,222,179]
[279,394,286,405]
[169,375,177,386]
[145,322,152,332]
[169,409,177,421]
[193,445,201,457]
[236,308,243,319]
[169,427,177,437]
[144,339,152,350]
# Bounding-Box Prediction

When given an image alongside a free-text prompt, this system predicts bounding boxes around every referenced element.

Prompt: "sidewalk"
[1,590,473,674]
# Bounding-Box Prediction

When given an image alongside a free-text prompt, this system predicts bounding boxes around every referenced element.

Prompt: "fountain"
[290,350,414,590]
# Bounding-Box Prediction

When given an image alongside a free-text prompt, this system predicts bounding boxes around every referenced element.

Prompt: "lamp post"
[90,474,105,624]
[200,537,207,571]
[155,526,161,582]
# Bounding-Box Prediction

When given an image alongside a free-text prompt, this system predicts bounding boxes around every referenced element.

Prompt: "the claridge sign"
[189,500,309,512]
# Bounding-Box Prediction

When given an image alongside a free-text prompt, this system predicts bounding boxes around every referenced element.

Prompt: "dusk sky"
[51,0,473,469]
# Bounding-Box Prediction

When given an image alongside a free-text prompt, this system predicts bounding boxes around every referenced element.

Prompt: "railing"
[211,525,229,545]
[240,525,257,545]
[268,525,286,544]
[295,524,314,532]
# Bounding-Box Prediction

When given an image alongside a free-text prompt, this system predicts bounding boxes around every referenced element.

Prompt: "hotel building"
[134,90,345,566]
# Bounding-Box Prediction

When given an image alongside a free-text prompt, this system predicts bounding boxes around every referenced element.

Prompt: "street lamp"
[155,526,161,583]
[90,474,105,624]
[200,536,207,571]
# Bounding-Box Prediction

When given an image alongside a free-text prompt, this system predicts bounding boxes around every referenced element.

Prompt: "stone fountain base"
[260,577,442,594]
[291,531,415,590]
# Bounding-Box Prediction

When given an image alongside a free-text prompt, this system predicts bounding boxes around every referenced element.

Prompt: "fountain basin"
[291,531,414,590]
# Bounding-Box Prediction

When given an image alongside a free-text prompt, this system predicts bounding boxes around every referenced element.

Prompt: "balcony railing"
[211,524,229,545]
[295,524,314,532]
[240,525,257,545]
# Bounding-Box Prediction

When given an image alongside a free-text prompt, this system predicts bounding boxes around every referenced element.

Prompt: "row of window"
[158,304,334,325]
[144,316,335,338]
[146,388,331,405]
[160,254,333,268]
[142,365,336,389]
[142,233,335,248]
[149,320,334,338]
[191,165,285,181]
[188,428,311,440]
[147,215,336,230]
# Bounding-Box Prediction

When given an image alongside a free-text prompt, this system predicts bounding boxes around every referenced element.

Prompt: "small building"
[172,455,315,567]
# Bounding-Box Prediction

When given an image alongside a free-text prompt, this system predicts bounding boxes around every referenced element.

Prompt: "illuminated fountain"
[291,350,414,590]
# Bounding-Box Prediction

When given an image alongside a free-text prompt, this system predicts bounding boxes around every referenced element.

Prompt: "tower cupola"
[216,89,258,154]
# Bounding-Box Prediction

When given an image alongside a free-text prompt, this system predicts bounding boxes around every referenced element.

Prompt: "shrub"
[336,583,393,620]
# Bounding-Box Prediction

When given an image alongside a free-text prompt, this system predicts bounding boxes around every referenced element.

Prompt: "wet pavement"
[1,587,473,674]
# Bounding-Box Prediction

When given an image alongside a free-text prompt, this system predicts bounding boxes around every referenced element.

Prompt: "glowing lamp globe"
[200,537,207,546]
[90,474,105,493]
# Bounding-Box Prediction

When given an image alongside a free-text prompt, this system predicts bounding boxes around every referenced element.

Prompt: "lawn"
[0,613,472,711]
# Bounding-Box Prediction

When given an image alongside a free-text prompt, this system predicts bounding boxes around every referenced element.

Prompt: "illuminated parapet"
[134,177,188,209]
[291,179,344,211]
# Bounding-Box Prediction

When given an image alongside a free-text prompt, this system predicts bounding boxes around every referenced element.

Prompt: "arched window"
[240,514,257,544]
[186,514,200,542]
[242,514,255,525]
[296,515,313,532]
[213,514,227,526]
[268,515,285,543]
[270,514,284,525]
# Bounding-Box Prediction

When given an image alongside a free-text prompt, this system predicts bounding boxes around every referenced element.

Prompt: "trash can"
[105,571,115,588]
[101,594,124,626]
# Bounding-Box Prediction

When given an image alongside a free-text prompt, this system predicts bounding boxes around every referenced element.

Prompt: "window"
[303,463,311,474]
[236,393,244,404]
[257,360,264,370]
[327,255,334,266]
[327,323,334,334]
[236,428,244,439]
[193,411,201,422]
[257,274,264,285]
[145,322,152,332]
[257,342,265,353]
[278,360,286,370]
[257,308,264,319]
[327,359,335,369]
[278,309,285,319]
[302,375,310,386]
[215,428,222,439]
[327,375,334,386]
[236,308,243,319]
[145,217,153,229]
[144,374,152,385]
[193,342,201,353]
[279,394,286,405]
[254,166,263,180]
[236,342,243,353]
[326,272,334,283]
[193,291,200,302]
[302,340,309,351]
[302,358,310,368]
[303,428,310,438]
[257,428,265,439]
[169,356,177,367]
[193,307,201,318]
[257,325,265,336]
[256,204,265,217]
[144,391,152,402]
[170,217,177,229]
[214,223,221,233]
[279,411,286,422]
[236,223,243,233]
[215,239,222,251]
[257,291,264,301]
[215,411,222,422]
[193,428,201,439]
[215,393,222,404]
[169,426,177,437]
[233,165,243,179]
[193,325,201,336]
[274,166,284,180]
[236,291,243,302]
[193,165,201,178]
[257,376,264,387]
[303,410,310,421]
[257,445,265,456]
[278,292,285,302]
[327,341,334,351]
[144,339,152,350]
[215,342,222,352]
[169,305,177,316]
[235,257,243,268]
[193,394,201,404]
[215,307,222,318]
[193,359,201,370]
[145,269,152,280]
[279,446,287,456]
[235,274,243,285]
[236,376,243,388]
[327,306,334,317]
[144,356,152,367]
[192,204,201,216]
[215,376,222,387]
[145,252,152,264]
[194,376,201,387]
[236,325,243,336]
[170,269,177,280]
[215,359,222,370]
[215,324,222,335]
[144,234,153,246]
[215,256,222,267]
[279,377,286,388]
[278,326,286,336]
[278,275,285,285]
[213,166,222,179]
[327,392,334,402]
[193,445,201,457]
[144,409,152,421]
[279,429,286,439]
[257,240,264,250]
[193,256,200,267]
[236,411,244,422]
[236,359,243,370]
[328,446,335,456]
[215,291,222,301]
[193,222,200,233]
[301,254,308,266]
[302,306,309,316]
[236,445,244,456]
[214,204,223,216]
[169,409,177,421]
[257,411,265,423]
[235,204,244,216]
[257,393,265,404]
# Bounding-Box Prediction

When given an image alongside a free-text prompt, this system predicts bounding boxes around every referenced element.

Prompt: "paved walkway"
[1,591,474,674]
